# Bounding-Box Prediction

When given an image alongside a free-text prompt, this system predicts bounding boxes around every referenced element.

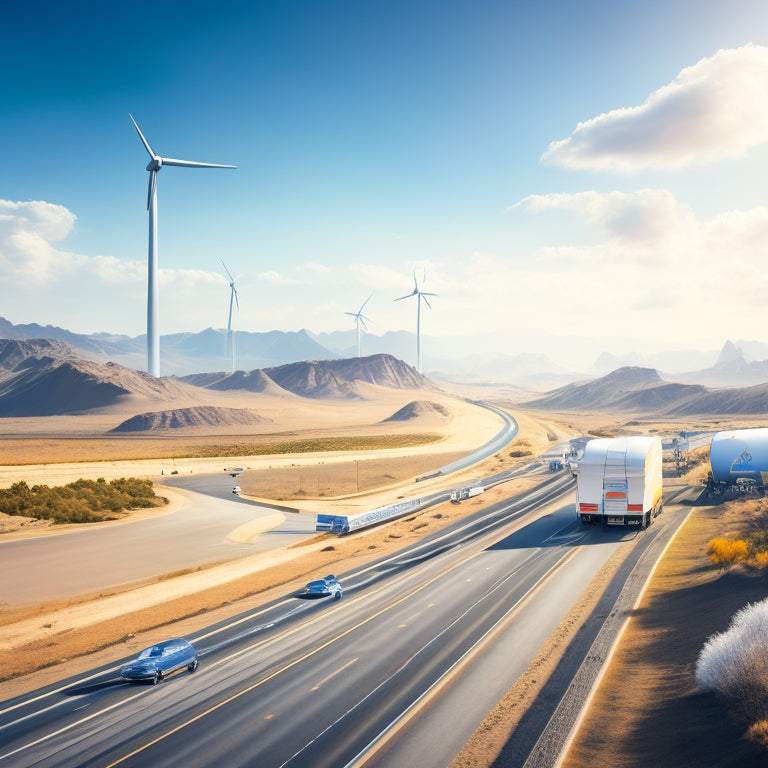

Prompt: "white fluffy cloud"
[0,200,80,279]
[543,44,768,172]
[0,199,235,334]
[509,189,768,342]
[514,189,698,246]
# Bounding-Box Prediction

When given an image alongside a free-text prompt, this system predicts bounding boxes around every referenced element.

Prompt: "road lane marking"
[310,657,359,691]
[0,690,146,764]
[343,544,584,768]
[104,567,469,767]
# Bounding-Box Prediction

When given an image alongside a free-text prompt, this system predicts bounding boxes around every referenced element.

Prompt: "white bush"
[696,598,768,714]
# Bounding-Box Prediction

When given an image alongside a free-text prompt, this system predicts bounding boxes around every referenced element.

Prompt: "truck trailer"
[709,427,768,490]
[577,436,663,527]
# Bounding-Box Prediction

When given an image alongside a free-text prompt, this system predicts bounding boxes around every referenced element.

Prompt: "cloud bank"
[543,44,768,172]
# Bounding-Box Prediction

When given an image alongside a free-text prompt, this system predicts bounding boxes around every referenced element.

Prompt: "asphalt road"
[0,471,317,606]
[0,472,690,768]
[0,401,517,607]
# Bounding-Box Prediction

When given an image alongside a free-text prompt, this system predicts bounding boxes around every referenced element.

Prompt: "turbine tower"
[345,294,372,358]
[394,271,436,374]
[130,114,236,377]
[220,258,240,373]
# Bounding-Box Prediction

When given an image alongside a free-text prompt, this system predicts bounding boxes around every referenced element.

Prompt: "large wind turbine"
[130,114,236,377]
[394,272,436,374]
[345,294,372,358]
[220,258,240,373]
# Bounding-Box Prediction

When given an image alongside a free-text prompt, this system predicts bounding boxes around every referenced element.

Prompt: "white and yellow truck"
[576,436,662,528]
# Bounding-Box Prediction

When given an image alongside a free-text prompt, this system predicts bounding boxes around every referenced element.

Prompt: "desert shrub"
[744,530,768,558]
[707,537,749,564]
[747,720,768,749]
[696,598,768,721]
[753,551,768,567]
[0,477,163,524]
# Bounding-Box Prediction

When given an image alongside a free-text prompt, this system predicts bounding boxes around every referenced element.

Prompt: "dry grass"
[0,432,442,466]
[240,451,466,499]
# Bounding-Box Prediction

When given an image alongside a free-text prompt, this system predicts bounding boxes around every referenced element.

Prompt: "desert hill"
[179,369,290,397]
[383,400,451,422]
[111,406,272,432]
[521,365,768,416]
[180,354,430,400]
[665,381,768,416]
[264,354,429,397]
[0,341,435,420]
[522,367,668,411]
[0,339,197,417]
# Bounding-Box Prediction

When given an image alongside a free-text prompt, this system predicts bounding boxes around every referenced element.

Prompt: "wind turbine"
[130,114,236,377]
[220,258,241,373]
[345,294,372,358]
[394,271,437,374]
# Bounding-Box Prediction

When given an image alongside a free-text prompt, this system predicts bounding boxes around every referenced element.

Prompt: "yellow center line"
[105,566,457,767]
[310,657,359,691]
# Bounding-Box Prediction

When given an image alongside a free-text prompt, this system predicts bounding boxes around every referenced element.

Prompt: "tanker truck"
[708,427,768,496]
[577,436,662,528]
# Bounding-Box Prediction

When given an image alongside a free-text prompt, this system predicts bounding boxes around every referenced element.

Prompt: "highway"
[0,400,517,606]
[0,471,317,606]
[0,471,692,768]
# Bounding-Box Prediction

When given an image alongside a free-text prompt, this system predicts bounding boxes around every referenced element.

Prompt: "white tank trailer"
[577,436,663,528]
[709,428,768,490]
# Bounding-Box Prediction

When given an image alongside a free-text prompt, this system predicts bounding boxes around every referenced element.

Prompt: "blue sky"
[3,0,768,367]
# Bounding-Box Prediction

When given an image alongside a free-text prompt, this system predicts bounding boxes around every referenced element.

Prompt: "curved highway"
[0,400,516,606]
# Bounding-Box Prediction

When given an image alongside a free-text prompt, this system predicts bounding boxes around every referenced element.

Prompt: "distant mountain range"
[0,338,430,417]
[521,366,768,416]
[3,316,768,388]
[3,332,768,420]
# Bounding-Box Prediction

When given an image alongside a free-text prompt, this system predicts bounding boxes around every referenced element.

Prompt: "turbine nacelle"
[130,113,236,377]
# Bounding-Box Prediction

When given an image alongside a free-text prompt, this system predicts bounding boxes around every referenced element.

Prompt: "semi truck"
[577,436,662,528]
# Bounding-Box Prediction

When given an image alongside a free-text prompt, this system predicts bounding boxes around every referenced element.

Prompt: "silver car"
[304,574,343,599]
[121,638,199,684]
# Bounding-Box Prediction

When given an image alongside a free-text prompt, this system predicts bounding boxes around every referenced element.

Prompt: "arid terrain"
[2,348,768,767]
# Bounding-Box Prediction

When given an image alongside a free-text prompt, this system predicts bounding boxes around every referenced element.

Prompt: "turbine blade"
[147,170,156,211]
[422,295,433,310]
[220,258,235,282]
[394,294,414,302]
[360,317,369,331]
[412,271,419,291]
[233,286,240,309]
[130,114,156,159]
[359,293,373,313]
[161,157,237,169]
[421,291,438,297]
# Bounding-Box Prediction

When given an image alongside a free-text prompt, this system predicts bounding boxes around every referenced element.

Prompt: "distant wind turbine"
[130,114,236,377]
[220,258,241,373]
[345,294,372,358]
[394,272,436,374]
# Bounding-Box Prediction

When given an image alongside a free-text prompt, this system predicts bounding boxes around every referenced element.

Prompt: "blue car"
[304,574,343,599]
[121,638,198,684]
